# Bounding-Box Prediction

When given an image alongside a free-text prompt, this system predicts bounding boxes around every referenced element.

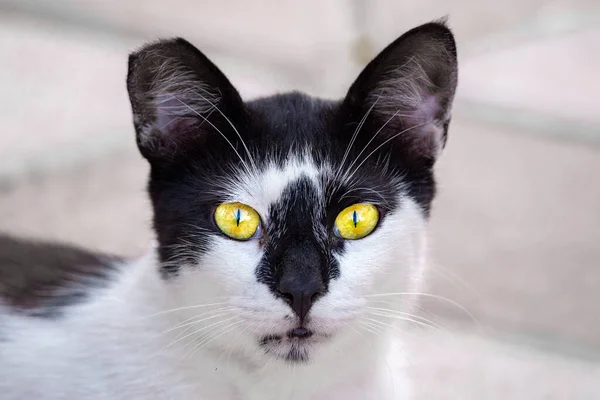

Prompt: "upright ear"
[343,21,457,162]
[127,38,244,162]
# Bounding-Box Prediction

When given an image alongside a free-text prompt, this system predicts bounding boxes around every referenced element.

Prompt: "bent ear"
[127,38,244,162]
[344,20,458,162]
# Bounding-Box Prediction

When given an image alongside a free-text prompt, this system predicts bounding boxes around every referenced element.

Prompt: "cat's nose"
[277,279,325,321]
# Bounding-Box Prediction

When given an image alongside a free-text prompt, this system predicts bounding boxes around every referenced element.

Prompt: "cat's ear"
[343,21,457,162]
[126,38,244,162]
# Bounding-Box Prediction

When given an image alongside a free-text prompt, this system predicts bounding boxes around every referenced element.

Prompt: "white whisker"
[183,320,245,360]
[166,316,238,350]
[365,307,444,330]
[171,97,253,176]
[334,97,380,184]
[153,308,236,341]
[193,88,258,172]
[140,300,230,320]
[345,122,428,182]
[365,292,483,330]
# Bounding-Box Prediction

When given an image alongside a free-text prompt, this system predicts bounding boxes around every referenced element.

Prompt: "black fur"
[0,234,122,317]
[125,21,458,308]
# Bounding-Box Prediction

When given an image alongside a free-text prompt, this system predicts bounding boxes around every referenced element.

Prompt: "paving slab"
[1,3,600,396]
[428,117,600,349]
[459,28,600,125]
[407,330,600,399]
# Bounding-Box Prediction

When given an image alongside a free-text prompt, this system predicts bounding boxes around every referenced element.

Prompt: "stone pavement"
[1,1,599,398]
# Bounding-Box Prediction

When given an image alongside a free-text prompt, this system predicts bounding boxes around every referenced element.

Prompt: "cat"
[0,20,457,400]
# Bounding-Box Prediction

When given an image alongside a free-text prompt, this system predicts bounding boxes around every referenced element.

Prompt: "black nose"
[277,279,324,321]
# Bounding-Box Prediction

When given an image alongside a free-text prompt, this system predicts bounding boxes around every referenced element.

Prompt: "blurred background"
[1,0,599,398]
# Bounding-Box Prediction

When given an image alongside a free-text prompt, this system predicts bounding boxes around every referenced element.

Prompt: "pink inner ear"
[413,93,445,154]
[414,92,440,124]
[389,92,445,156]
[154,95,201,137]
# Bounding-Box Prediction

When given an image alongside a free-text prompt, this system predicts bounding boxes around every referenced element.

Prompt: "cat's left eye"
[214,202,262,240]
[334,204,379,240]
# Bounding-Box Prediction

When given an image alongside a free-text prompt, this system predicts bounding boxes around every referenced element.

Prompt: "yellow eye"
[334,204,379,240]
[214,202,261,240]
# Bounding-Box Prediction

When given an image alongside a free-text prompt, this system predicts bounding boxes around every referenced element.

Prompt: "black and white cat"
[0,21,457,399]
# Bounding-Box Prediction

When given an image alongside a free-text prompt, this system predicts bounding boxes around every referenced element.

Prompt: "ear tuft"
[127,38,241,161]
[345,21,458,161]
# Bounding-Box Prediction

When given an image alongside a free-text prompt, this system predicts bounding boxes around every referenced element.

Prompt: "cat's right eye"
[214,202,262,240]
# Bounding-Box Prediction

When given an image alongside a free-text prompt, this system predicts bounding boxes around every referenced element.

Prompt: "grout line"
[455,100,600,146]
[492,331,600,364]
[0,3,140,46]
[0,2,315,83]
[0,134,136,189]
[424,315,600,364]
[464,10,600,58]
[4,2,598,74]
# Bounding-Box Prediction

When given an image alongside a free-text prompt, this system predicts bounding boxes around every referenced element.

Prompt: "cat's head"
[127,21,457,363]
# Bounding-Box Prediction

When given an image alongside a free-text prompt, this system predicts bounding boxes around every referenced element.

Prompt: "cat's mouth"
[258,327,330,363]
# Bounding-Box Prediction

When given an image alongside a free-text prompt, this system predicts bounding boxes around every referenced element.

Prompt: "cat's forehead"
[246,92,337,150]
[223,154,327,219]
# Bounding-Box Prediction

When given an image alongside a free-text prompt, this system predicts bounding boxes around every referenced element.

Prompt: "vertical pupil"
[353,210,358,228]
[236,209,241,226]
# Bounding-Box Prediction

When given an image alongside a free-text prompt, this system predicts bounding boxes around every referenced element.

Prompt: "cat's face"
[127,22,457,363]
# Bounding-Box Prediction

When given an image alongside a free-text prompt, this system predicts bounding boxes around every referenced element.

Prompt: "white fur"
[0,156,429,399]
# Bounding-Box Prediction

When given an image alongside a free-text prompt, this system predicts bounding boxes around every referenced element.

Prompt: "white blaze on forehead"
[224,154,323,220]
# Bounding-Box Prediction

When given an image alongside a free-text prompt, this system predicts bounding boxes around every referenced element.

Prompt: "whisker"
[427,261,481,299]
[334,97,380,183]
[365,292,483,329]
[341,320,364,337]
[342,109,417,182]
[365,307,444,330]
[346,122,428,181]
[192,88,258,172]
[153,308,235,340]
[215,320,259,367]
[356,320,384,337]
[184,320,245,360]
[139,300,230,320]
[361,319,415,368]
[364,312,440,331]
[166,316,238,350]
[171,97,253,175]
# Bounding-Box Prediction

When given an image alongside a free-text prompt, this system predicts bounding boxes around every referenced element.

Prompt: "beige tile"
[0,149,151,256]
[0,15,132,171]
[407,330,600,399]
[356,0,599,55]
[3,0,358,96]
[1,1,599,396]
[458,28,600,124]
[427,118,600,347]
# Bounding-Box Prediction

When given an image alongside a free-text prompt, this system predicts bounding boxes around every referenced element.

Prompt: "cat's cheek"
[194,237,264,292]
[313,198,428,327]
